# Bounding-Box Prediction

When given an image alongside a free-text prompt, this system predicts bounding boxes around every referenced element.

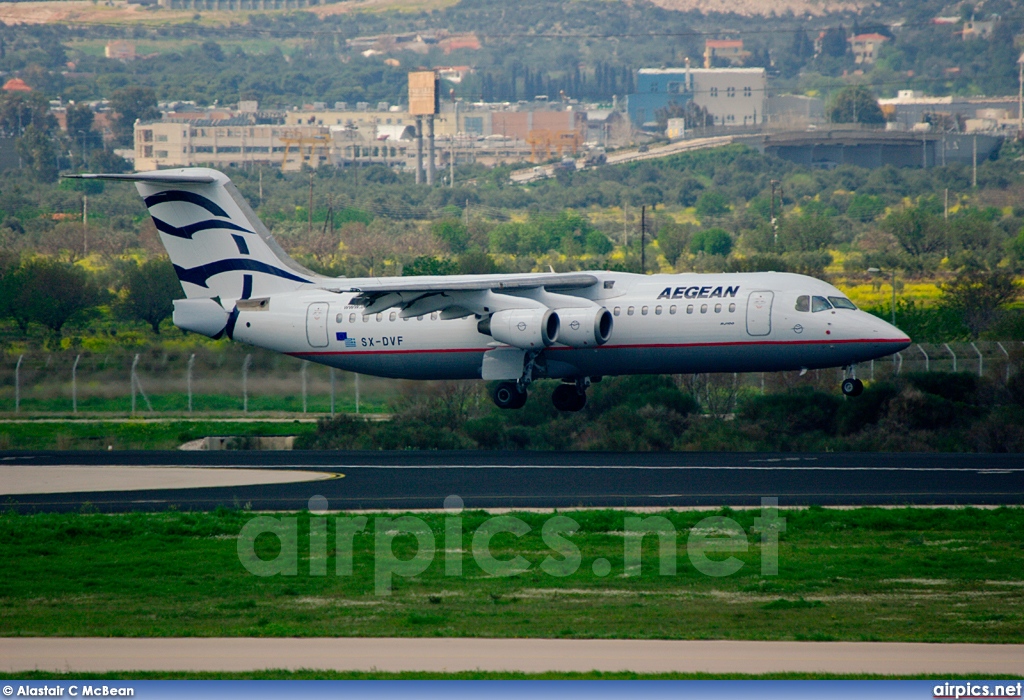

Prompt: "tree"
[5,259,99,336]
[110,87,159,146]
[118,258,181,334]
[0,91,54,138]
[65,104,98,161]
[655,222,692,265]
[689,228,733,257]
[402,255,458,276]
[826,86,884,124]
[779,214,835,252]
[940,266,1020,338]
[820,26,848,58]
[882,207,947,256]
[695,191,729,219]
[431,218,470,253]
[16,125,59,183]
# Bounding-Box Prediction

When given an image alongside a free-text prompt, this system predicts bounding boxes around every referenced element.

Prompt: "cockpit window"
[828,296,857,310]
[795,295,810,312]
[811,296,833,313]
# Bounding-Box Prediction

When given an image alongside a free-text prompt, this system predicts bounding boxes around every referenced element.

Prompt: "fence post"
[131,354,138,415]
[895,352,903,375]
[870,359,875,382]
[970,342,982,378]
[944,343,956,373]
[187,354,195,413]
[330,368,335,418]
[998,342,1010,383]
[14,354,23,413]
[301,362,308,414]
[242,354,252,413]
[72,354,80,414]
[917,344,929,372]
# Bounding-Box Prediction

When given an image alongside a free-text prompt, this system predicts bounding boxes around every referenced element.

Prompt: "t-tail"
[65,168,323,338]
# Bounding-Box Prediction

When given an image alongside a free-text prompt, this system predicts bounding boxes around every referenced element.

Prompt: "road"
[1,638,1022,674]
[1,451,1021,512]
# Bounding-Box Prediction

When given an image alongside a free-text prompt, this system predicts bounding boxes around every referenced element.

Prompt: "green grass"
[0,420,318,450]
[2,393,389,416]
[1,508,1022,642]
[2,671,1021,680]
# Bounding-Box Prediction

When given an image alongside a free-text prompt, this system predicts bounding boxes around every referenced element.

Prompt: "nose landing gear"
[841,366,864,397]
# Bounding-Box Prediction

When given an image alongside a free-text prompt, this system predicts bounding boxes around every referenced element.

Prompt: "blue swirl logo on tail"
[173,259,311,289]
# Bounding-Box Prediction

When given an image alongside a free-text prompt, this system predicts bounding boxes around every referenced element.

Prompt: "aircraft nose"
[876,316,911,350]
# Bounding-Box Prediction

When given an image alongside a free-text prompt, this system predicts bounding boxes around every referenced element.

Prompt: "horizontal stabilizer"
[63,172,219,184]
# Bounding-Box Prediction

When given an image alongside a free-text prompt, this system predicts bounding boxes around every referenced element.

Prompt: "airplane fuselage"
[230,270,909,381]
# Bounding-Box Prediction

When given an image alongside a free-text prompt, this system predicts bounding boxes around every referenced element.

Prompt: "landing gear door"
[746,291,774,337]
[306,302,329,348]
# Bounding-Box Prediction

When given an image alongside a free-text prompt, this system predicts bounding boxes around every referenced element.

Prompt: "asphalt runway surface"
[3,638,1023,674]
[1,451,1021,512]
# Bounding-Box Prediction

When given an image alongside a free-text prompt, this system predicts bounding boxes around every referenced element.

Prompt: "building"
[962,19,996,39]
[703,39,749,68]
[134,119,332,172]
[848,33,888,64]
[878,90,1021,131]
[627,67,767,129]
[2,78,31,92]
[104,41,136,61]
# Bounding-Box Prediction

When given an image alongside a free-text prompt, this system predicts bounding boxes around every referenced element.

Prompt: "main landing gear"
[552,382,587,412]
[841,366,864,397]
[492,377,592,412]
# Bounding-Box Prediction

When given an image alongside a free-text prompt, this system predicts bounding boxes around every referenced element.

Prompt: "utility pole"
[1018,52,1024,132]
[82,194,88,257]
[640,205,646,274]
[308,172,314,234]
[972,135,977,188]
[944,188,949,221]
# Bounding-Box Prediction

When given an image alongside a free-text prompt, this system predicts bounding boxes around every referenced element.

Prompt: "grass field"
[0,419,318,450]
[1,508,1021,642]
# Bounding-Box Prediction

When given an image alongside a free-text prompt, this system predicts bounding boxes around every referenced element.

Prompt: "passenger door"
[306,302,329,348]
[746,291,773,337]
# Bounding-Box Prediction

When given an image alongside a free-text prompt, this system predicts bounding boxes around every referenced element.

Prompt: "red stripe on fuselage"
[289,337,909,357]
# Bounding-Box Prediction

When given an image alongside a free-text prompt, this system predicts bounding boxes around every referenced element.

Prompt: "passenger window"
[376,313,382,322]
[795,295,810,312]
[700,304,708,314]
[669,305,677,315]
[627,306,635,316]
[641,306,649,315]
[417,315,424,321]
[655,305,662,315]
[349,313,356,323]
[811,296,833,313]
[431,312,438,320]
[728,303,735,313]
[362,314,369,323]
[687,305,694,314]
[389,312,397,321]
[714,303,721,313]
[613,306,621,316]
[828,296,857,310]
[336,313,344,323]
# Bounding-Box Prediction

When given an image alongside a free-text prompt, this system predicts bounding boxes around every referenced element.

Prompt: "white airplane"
[69,168,911,411]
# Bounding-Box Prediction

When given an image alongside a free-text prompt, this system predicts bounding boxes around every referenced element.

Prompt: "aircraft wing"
[335,272,602,318]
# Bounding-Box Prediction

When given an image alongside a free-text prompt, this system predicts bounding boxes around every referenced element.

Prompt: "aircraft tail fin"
[67,168,322,301]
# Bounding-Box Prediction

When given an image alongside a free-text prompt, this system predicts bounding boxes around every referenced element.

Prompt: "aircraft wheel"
[552,383,587,412]
[841,377,864,397]
[494,382,528,409]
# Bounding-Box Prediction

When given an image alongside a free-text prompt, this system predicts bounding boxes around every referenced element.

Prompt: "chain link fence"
[1,342,1021,418]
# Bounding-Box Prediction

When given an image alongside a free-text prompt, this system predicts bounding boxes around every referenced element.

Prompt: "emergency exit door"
[746,291,773,336]
[306,302,329,347]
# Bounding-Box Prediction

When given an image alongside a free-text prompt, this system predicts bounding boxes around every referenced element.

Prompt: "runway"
[2,638,1022,674]
[1,451,1021,512]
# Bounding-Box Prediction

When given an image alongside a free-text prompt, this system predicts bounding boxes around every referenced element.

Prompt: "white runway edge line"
[2,639,1023,674]
[254,464,1024,472]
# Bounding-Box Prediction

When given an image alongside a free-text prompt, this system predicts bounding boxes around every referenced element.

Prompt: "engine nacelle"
[554,306,613,347]
[482,308,559,349]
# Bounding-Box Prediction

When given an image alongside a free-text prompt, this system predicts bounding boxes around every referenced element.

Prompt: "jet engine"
[480,308,559,349]
[554,306,613,347]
